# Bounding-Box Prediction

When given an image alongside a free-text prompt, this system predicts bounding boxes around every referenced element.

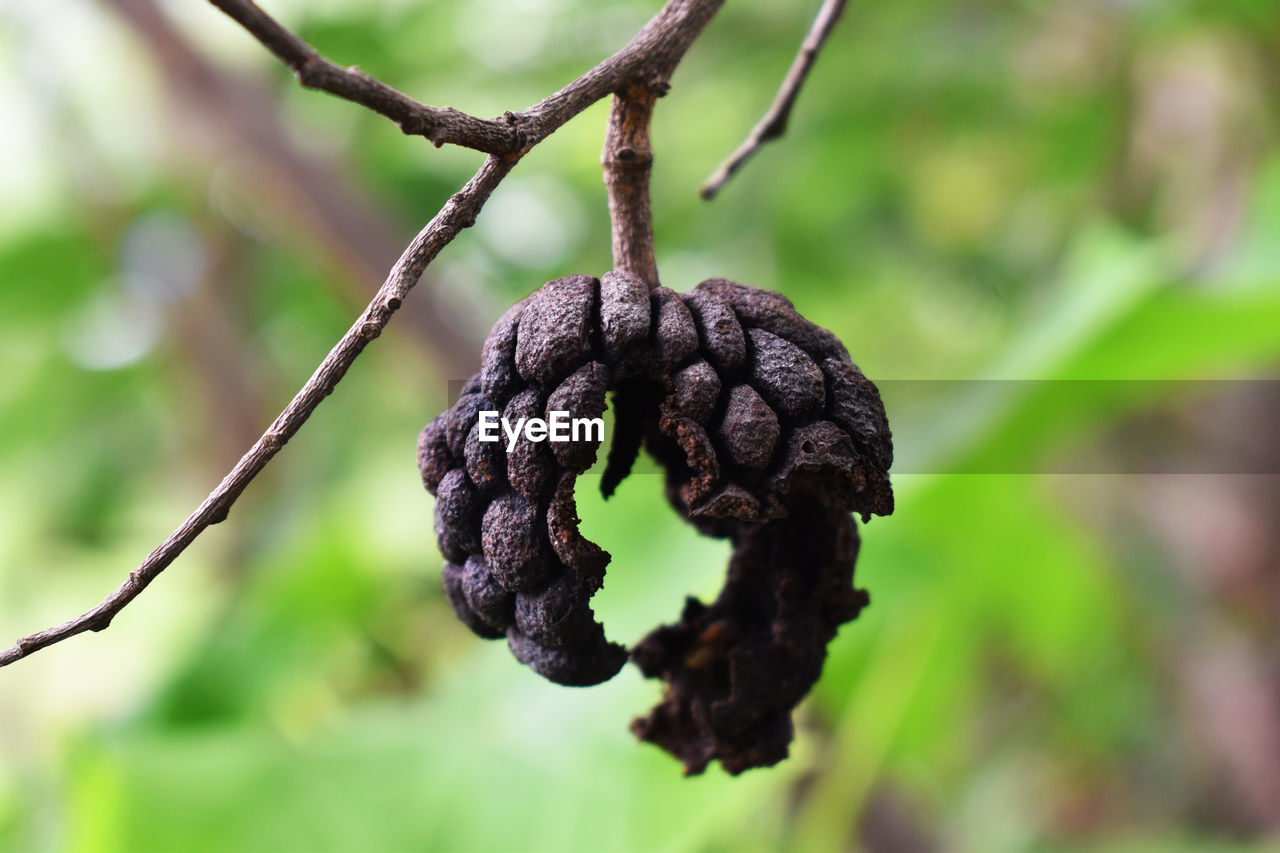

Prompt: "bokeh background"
[3,0,1280,850]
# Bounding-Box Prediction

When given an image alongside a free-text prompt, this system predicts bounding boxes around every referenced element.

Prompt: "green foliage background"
[2,0,1279,850]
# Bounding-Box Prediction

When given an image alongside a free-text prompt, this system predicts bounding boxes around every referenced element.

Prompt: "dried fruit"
[419,274,893,774]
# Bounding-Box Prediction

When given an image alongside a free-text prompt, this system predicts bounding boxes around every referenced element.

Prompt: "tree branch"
[603,84,662,287]
[207,0,522,153]
[597,0,727,288]
[105,0,481,379]
[523,0,721,136]
[0,0,724,669]
[699,0,846,200]
[0,156,514,669]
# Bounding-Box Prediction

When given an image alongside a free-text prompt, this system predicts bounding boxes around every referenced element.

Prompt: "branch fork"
[0,0,847,669]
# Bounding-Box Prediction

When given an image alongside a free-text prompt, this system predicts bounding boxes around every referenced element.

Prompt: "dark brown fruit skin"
[650,288,698,371]
[442,560,505,640]
[481,492,554,593]
[545,362,608,472]
[417,414,450,493]
[598,270,651,361]
[503,390,555,501]
[460,555,514,635]
[746,328,825,419]
[718,384,779,470]
[630,497,866,775]
[514,274,596,387]
[668,360,719,423]
[480,302,524,405]
[419,274,893,773]
[547,472,609,587]
[683,289,746,375]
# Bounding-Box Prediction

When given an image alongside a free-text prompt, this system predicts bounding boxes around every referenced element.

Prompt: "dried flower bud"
[418,273,893,774]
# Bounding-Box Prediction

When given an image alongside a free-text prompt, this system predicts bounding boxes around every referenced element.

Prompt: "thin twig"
[208,0,521,153]
[597,0,727,288]
[603,81,661,287]
[106,0,479,379]
[0,0,724,669]
[699,0,846,200]
[523,0,721,135]
[0,156,514,669]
